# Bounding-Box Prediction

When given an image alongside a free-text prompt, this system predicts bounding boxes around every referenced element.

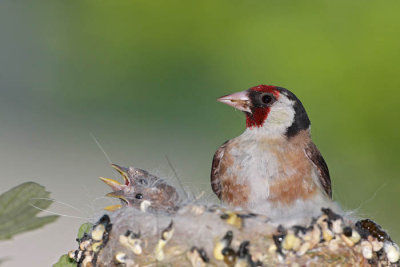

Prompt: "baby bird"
[101,164,180,213]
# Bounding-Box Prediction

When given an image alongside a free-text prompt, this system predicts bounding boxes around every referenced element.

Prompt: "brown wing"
[304,142,332,198]
[211,140,230,199]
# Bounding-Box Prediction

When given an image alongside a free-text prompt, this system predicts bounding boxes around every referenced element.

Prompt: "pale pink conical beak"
[217,90,251,113]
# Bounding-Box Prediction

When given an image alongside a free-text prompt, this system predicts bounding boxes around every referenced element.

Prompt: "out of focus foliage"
[53,255,76,267]
[0,0,399,242]
[53,223,92,267]
[0,182,58,240]
[77,223,93,240]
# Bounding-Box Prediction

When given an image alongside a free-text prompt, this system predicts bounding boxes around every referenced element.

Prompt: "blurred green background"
[0,0,399,266]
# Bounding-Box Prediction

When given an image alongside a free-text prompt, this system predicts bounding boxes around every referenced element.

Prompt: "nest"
[62,165,399,267]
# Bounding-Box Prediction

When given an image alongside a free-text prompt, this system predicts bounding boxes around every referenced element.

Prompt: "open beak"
[103,204,122,212]
[106,191,130,205]
[99,177,125,191]
[99,164,131,191]
[217,90,251,113]
[111,164,130,185]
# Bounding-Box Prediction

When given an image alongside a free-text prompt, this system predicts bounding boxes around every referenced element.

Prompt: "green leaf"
[0,182,59,240]
[53,222,92,267]
[77,222,93,239]
[53,254,77,267]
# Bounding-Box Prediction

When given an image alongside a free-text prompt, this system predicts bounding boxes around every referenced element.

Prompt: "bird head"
[100,164,180,212]
[218,85,310,138]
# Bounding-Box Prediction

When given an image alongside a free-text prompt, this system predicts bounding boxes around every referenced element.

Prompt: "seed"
[361,241,373,259]
[384,242,400,263]
[350,230,361,244]
[91,224,105,241]
[92,241,102,252]
[341,234,354,247]
[331,219,343,234]
[115,252,127,263]
[282,233,301,251]
[371,239,383,252]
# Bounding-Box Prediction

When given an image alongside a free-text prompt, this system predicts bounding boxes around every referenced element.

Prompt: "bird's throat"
[246,107,270,128]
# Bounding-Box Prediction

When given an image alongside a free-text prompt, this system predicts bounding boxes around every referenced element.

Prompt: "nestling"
[100,164,180,213]
[211,85,340,224]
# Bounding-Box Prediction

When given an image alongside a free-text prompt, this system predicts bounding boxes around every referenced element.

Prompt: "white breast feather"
[226,132,339,225]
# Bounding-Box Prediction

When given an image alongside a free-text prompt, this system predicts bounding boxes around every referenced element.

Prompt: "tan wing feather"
[210,140,230,199]
[304,142,332,198]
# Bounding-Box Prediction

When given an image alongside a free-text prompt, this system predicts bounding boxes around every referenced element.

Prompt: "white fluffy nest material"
[66,165,399,267]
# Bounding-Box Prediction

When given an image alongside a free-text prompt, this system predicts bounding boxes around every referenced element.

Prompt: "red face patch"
[246,107,270,128]
[250,85,280,98]
[245,85,280,128]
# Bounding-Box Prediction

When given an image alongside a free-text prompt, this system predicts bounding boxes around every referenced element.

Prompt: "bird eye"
[261,94,274,105]
[135,193,143,199]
